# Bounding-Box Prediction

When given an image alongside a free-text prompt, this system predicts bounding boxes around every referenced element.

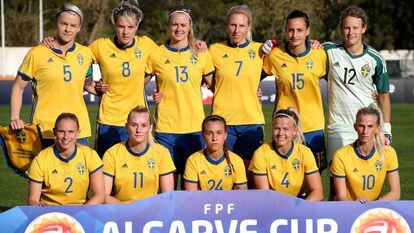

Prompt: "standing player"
[263,10,327,172]
[103,106,175,204]
[249,108,324,201]
[10,4,96,147]
[90,1,157,157]
[28,113,104,206]
[146,6,215,183]
[331,105,400,202]
[324,6,391,199]
[183,115,247,190]
[208,5,265,173]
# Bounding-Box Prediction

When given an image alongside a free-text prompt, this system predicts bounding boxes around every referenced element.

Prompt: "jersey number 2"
[64,177,73,193]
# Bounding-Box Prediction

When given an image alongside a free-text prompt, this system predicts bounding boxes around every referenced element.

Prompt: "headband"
[274,113,298,127]
[169,10,192,22]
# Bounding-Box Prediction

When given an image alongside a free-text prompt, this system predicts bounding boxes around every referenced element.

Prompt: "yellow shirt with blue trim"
[330,143,398,201]
[28,144,103,205]
[90,36,157,126]
[183,150,247,190]
[249,141,319,196]
[263,42,326,132]
[146,42,215,133]
[210,40,265,125]
[18,43,93,139]
[103,141,176,203]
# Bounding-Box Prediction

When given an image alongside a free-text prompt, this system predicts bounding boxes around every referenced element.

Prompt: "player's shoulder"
[364,44,385,61]
[228,150,244,162]
[74,42,93,56]
[334,143,354,158]
[322,40,343,51]
[76,144,98,156]
[256,141,273,153]
[249,41,263,49]
[383,145,397,156]
[136,35,156,46]
[152,143,170,154]
[36,146,55,160]
[210,41,228,50]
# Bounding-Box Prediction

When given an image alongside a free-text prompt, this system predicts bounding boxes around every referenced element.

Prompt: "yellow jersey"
[90,36,157,126]
[330,143,399,201]
[146,42,215,133]
[28,144,103,205]
[18,43,93,139]
[183,150,247,190]
[263,42,326,132]
[103,141,176,203]
[210,41,265,125]
[249,141,319,196]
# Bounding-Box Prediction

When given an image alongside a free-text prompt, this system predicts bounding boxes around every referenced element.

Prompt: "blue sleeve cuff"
[160,170,176,176]
[252,172,267,176]
[90,164,103,174]
[17,71,33,80]
[387,168,398,173]
[203,70,215,77]
[183,178,198,184]
[305,170,319,175]
[29,177,43,184]
[103,171,114,177]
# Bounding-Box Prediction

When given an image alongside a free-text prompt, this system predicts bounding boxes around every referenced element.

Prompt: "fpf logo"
[24,212,85,233]
[351,208,411,233]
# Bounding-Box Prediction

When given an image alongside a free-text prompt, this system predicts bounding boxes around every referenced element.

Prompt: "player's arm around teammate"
[331,105,400,203]
[249,108,323,202]
[183,115,247,191]
[103,106,175,204]
[28,113,104,206]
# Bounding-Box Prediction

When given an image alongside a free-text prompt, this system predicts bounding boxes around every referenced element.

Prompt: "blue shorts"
[41,137,88,149]
[227,124,264,160]
[96,123,129,157]
[155,132,204,174]
[304,129,327,171]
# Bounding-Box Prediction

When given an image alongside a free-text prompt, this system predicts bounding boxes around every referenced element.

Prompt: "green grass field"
[0,104,413,210]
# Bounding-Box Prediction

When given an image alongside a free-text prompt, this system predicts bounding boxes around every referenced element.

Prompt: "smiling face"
[126,112,152,145]
[286,17,309,50]
[203,121,227,155]
[227,13,250,45]
[56,12,81,44]
[341,16,366,48]
[115,15,138,46]
[54,118,79,152]
[273,117,296,150]
[169,12,191,44]
[354,114,380,145]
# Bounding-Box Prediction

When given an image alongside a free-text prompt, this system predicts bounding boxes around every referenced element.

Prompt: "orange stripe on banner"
[0,76,15,81]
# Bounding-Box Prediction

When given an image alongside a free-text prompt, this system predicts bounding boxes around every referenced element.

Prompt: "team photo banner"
[0,190,413,233]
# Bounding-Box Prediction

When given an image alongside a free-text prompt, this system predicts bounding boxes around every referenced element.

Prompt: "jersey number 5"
[63,65,72,82]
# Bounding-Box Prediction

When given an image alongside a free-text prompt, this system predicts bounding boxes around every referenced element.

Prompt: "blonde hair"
[127,105,155,146]
[111,0,143,26]
[355,104,385,160]
[227,5,253,42]
[273,107,305,144]
[168,6,198,59]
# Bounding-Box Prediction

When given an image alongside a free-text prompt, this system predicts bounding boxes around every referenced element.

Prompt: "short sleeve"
[330,152,346,178]
[183,154,198,183]
[372,52,389,93]
[202,51,215,76]
[88,149,103,174]
[248,146,267,175]
[18,48,37,80]
[158,146,176,176]
[262,54,273,76]
[302,147,319,175]
[319,50,327,78]
[89,39,100,64]
[28,157,44,183]
[232,154,247,185]
[102,149,115,177]
[145,52,155,75]
[385,146,399,173]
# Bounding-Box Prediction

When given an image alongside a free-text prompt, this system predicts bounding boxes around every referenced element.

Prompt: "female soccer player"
[330,105,400,203]
[183,115,247,190]
[263,10,327,172]
[146,6,215,180]
[249,108,323,201]
[10,4,96,148]
[208,5,265,171]
[27,113,104,206]
[324,5,391,200]
[102,106,175,204]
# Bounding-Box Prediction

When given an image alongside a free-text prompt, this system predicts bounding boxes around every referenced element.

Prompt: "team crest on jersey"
[248,49,256,59]
[361,64,371,78]
[224,166,232,178]
[77,162,85,175]
[375,160,383,172]
[189,55,197,65]
[306,58,314,70]
[292,159,300,171]
[134,48,142,59]
[147,158,156,170]
[15,130,26,143]
[77,54,84,65]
